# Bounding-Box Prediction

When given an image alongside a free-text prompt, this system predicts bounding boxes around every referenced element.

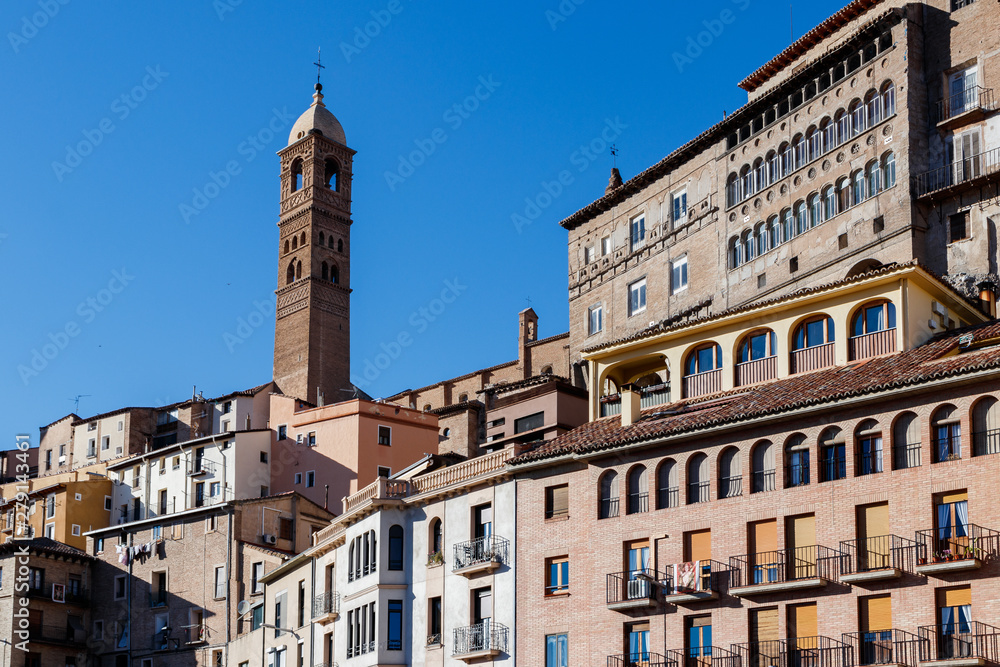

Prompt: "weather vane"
[314,47,325,85]
[610,144,618,168]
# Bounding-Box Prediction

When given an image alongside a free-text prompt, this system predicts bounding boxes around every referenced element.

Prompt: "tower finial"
[313,47,326,91]
[610,143,619,169]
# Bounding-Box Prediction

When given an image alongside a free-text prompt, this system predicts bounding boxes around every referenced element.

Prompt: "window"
[45,495,55,519]
[598,471,619,519]
[852,301,896,337]
[279,517,293,540]
[685,343,723,376]
[584,245,595,264]
[377,466,391,478]
[27,567,43,590]
[626,465,648,514]
[545,556,570,595]
[277,425,287,440]
[950,211,970,242]
[719,447,742,498]
[305,471,315,488]
[172,456,180,470]
[857,420,884,475]
[378,425,391,446]
[387,599,403,650]
[601,236,612,255]
[274,592,286,638]
[933,405,962,462]
[628,278,646,316]
[44,523,54,539]
[672,256,689,293]
[793,315,835,350]
[657,459,679,508]
[819,427,847,482]
[688,453,710,503]
[751,441,776,493]
[260,451,268,463]
[388,525,404,570]
[95,537,105,553]
[545,484,569,519]
[629,214,646,251]
[786,434,811,487]
[428,597,442,644]
[514,412,544,434]
[294,473,302,485]
[72,524,81,536]
[588,304,603,335]
[214,566,226,599]
[672,190,688,224]
[114,575,127,600]
[251,604,264,631]
[738,330,777,363]
[937,586,972,658]
[307,431,316,447]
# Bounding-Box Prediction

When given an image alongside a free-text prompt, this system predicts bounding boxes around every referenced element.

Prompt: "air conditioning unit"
[627,578,650,600]
[58,455,66,465]
[262,534,277,545]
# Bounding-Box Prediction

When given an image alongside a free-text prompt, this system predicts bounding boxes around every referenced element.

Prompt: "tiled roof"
[71,406,155,427]
[480,373,572,395]
[208,381,274,403]
[581,261,979,355]
[387,361,520,400]
[41,413,79,430]
[0,537,93,561]
[512,320,1000,465]
[738,0,884,92]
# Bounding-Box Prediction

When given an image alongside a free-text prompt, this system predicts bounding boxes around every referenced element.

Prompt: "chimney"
[978,280,997,318]
[606,167,623,195]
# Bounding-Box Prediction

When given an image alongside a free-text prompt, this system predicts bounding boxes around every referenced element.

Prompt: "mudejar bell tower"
[273,82,355,405]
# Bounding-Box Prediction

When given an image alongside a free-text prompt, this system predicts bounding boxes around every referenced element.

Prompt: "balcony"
[913,147,1000,200]
[937,86,996,128]
[184,624,208,645]
[667,646,740,667]
[894,442,921,469]
[850,329,897,361]
[453,535,509,576]
[918,622,1000,667]
[736,356,777,387]
[27,624,86,647]
[972,429,1000,457]
[729,545,842,596]
[608,652,676,667]
[791,342,836,374]
[453,621,509,661]
[601,394,622,417]
[662,560,728,603]
[752,469,776,493]
[843,629,924,667]
[733,636,853,667]
[839,535,922,583]
[628,491,650,514]
[187,459,216,476]
[149,590,168,608]
[26,583,90,606]
[683,369,722,399]
[915,524,1000,574]
[606,569,664,611]
[688,481,710,504]
[312,591,340,624]
[640,383,671,409]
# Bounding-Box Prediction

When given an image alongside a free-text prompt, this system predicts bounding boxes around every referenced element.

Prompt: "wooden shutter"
[788,603,818,638]
[940,491,968,505]
[549,485,568,516]
[858,503,890,541]
[938,586,972,608]
[685,529,712,561]
[860,595,892,632]
[750,607,780,642]
[750,519,778,554]
[788,514,816,550]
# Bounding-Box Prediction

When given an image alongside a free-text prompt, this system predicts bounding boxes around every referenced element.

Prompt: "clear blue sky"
[0,0,849,447]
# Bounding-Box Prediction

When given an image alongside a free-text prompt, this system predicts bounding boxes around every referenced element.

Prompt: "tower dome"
[288,84,346,146]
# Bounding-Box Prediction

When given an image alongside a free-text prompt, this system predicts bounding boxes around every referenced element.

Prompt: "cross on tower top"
[313,47,325,87]
[610,144,618,168]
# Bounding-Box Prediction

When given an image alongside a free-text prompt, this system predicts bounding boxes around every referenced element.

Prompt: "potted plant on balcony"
[427,551,444,567]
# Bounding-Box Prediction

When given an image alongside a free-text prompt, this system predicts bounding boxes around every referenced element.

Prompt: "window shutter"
[750,519,778,554]
[788,603,818,639]
[685,529,712,562]
[860,595,893,632]
[551,486,568,517]
[940,491,969,505]
[939,586,972,608]
[789,514,816,551]
[750,607,780,642]
[858,503,890,542]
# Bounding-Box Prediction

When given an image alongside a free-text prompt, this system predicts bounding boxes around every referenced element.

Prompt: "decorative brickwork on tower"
[273,84,356,405]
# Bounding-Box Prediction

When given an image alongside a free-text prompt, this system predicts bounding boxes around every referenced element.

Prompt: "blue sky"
[0,0,850,447]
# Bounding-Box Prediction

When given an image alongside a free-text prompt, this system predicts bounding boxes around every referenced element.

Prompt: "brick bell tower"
[273,81,355,405]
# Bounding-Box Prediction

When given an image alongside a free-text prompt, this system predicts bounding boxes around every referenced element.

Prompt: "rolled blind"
[685,529,712,561]
[939,586,972,608]
[750,519,778,554]
[860,595,892,632]
[549,485,568,516]
[859,503,890,541]
[751,607,780,642]
[789,603,818,638]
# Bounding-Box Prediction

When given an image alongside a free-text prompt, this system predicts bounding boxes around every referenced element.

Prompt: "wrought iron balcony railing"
[667,646,740,667]
[893,441,920,469]
[842,629,923,667]
[839,534,922,575]
[453,621,509,657]
[453,535,509,572]
[752,469,776,493]
[973,428,1000,457]
[913,146,1000,198]
[312,591,340,618]
[732,636,853,667]
[606,568,665,607]
[915,523,1000,563]
[918,622,1000,663]
[937,85,995,123]
[730,545,842,588]
[607,652,676,667]
[663,559,728,599]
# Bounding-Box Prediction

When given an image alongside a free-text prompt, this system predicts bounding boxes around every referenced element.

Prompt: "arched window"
[730,235,744,269]
[328,236,335,249]
[369,530,377,572]
[866,160,882,197]
[933,405,962,462]
[291,158,303,192]
[755,222,768,256]
[785,434,810,487]
[458,393,469,402]
[429,518,443,555]
[751,441,776,492]
[684,343,723,398]
[740,165,753,198]
[837,177,851,212]
[881,81,896,117]
[284,239,290,254]
[337,239,344,253]
[656,460,678,509]
[321,262,329,281]
[423,404,431,411]
[821,117,835,152]
[319,231,325,246]
[736,329,777,386]
[823,185,837,220]
[792,133,806,168]
[331,264,339,284]
[882,152,896,188]
[324,158,339,191]
[742,229,755,262]
[626,466,648,514]
[753,157,765,190]
[856,419,883,476]
[865,89,882,126]
[348,540,356,581]
[782,207,794,240]
[778,142,792,177]
[767,150,779,183]
[295,260,302,281]
[291,236,298,251]
[286,261,295,285]
[972,397,1000,456]
[541,365,553,375]
[819,427,847,481]
[807,126,821,161]
[719,447,742,498]
[727,173,740,208]
[850,301,896,360]
[767,215,781,249]
[388,525,404,570]
[809,193,823,227]
[849,99,866,135]
[795,201,808,235]
[791,315,835,373]
[687,453,709,504]
[835,109,850,143]
[852,169,866,206]
[300,232,307,246]
[598,471,619,519]
[893,412,921,469]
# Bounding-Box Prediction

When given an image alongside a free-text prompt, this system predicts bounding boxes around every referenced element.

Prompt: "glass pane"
[806,320,824,347]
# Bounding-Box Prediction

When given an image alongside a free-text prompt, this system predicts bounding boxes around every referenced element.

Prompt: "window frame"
[671,256,689,294]
[544,555,570,596]
[628,277,647,317]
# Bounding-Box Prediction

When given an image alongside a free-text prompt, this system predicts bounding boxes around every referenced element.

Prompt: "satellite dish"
[237,600,251,616]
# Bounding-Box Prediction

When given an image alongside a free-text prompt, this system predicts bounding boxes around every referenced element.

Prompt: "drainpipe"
[225,509,233,666]
[310,548,317,665]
